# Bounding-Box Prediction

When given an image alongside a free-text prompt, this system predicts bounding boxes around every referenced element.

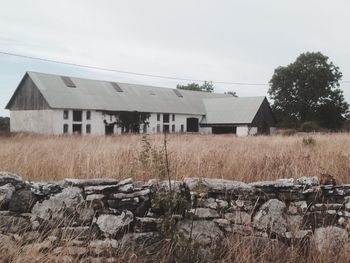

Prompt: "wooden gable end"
[6,74,50,111]
[251,98,276,127]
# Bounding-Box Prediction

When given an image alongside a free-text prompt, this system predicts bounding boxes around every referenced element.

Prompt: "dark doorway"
[105,124,114,135]
[72,124,82,134]
[212,126,237,134]
[163,124,170,133]
[186,118,199,132]
[73,110,82,122]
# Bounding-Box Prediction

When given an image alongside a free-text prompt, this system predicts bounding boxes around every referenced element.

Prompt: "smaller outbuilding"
[201,96,276,136]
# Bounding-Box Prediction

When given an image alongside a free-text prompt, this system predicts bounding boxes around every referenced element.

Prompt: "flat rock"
[83,178,134,194]
[64,178,119,187]
[147,179,183,193]
[314,226,348,253]
[84,185,120,194]
[95,211,133,236]
[31,187,83,222]
[189,208,219,219]
[86,194,105,201]
[184,177,253,195]
[296,176,319,186]
[213,218,230,226]
[253,199,287,235]
[28,181,63,196]
[112,189,150,199]
[117,178,133,187]
[250,178,295,188]
[118,184,134,193]
[0,172,23,187]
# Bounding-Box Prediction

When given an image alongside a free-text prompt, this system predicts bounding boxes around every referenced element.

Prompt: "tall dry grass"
[0,133,350,183]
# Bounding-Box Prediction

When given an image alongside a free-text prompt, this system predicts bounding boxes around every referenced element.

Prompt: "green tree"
[268,52,348,129]
[114,112,150,133]
[177,81,214,93]
[224,91,238,97]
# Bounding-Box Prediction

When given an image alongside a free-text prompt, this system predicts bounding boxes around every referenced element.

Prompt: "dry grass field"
[1,133,350,262]
[0,132,350,183]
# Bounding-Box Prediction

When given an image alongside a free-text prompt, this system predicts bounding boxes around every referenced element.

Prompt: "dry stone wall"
[1,172,350,261]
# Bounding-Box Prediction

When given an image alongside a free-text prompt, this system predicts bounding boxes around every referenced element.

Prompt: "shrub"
[299,121,320,132]
[276,129,297,136]
[302,136,316,146]
[342,120,350,132]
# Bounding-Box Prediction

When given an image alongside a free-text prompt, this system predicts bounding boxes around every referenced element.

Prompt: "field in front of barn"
[0,132,350,183]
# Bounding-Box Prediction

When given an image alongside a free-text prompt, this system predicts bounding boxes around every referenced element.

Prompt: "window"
[63,110,69,120]
[73,110,82,122]
[156,124,161,133]
[172,114,175,121]
[173,89,183,97]
[86,111,91,120]
[163,114,169,123]
[111,82,123,92]
[157,113,160,121]
[181,124,184,132]
[63,124,68,134]
[61,76,76,88]
[172,124,175,132]
[86,124,91,134]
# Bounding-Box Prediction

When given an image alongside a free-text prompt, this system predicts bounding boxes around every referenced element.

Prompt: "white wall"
[10,109,106,135]
[11,110,58,134]
[10,110,206,135]
[236,126,258,137]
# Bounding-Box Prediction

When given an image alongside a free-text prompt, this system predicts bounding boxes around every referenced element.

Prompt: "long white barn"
[6,72,276,136]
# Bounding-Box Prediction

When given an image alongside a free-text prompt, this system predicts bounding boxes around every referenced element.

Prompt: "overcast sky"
[0,0,350,116]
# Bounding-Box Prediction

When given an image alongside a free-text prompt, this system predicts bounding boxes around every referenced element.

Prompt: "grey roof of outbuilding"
[202,96,266,124]
[26,71,230,115]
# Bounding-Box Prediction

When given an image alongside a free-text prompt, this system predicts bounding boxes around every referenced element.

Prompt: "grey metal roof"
[202,96,266,124]
[27,71,230,115]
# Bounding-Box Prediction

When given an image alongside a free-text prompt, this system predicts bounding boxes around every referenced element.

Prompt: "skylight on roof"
[173,89,183,97]
[61,76,76,88]
[111,82,123,92]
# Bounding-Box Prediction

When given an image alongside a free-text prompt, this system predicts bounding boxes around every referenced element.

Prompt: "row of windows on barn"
[157,113,175,123]
[63,110,90,121]
[62,110,185,134]
[63,110,91,134]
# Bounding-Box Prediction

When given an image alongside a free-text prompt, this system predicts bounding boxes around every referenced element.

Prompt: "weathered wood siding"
[6,74,50,111]
[251,98,276,127]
